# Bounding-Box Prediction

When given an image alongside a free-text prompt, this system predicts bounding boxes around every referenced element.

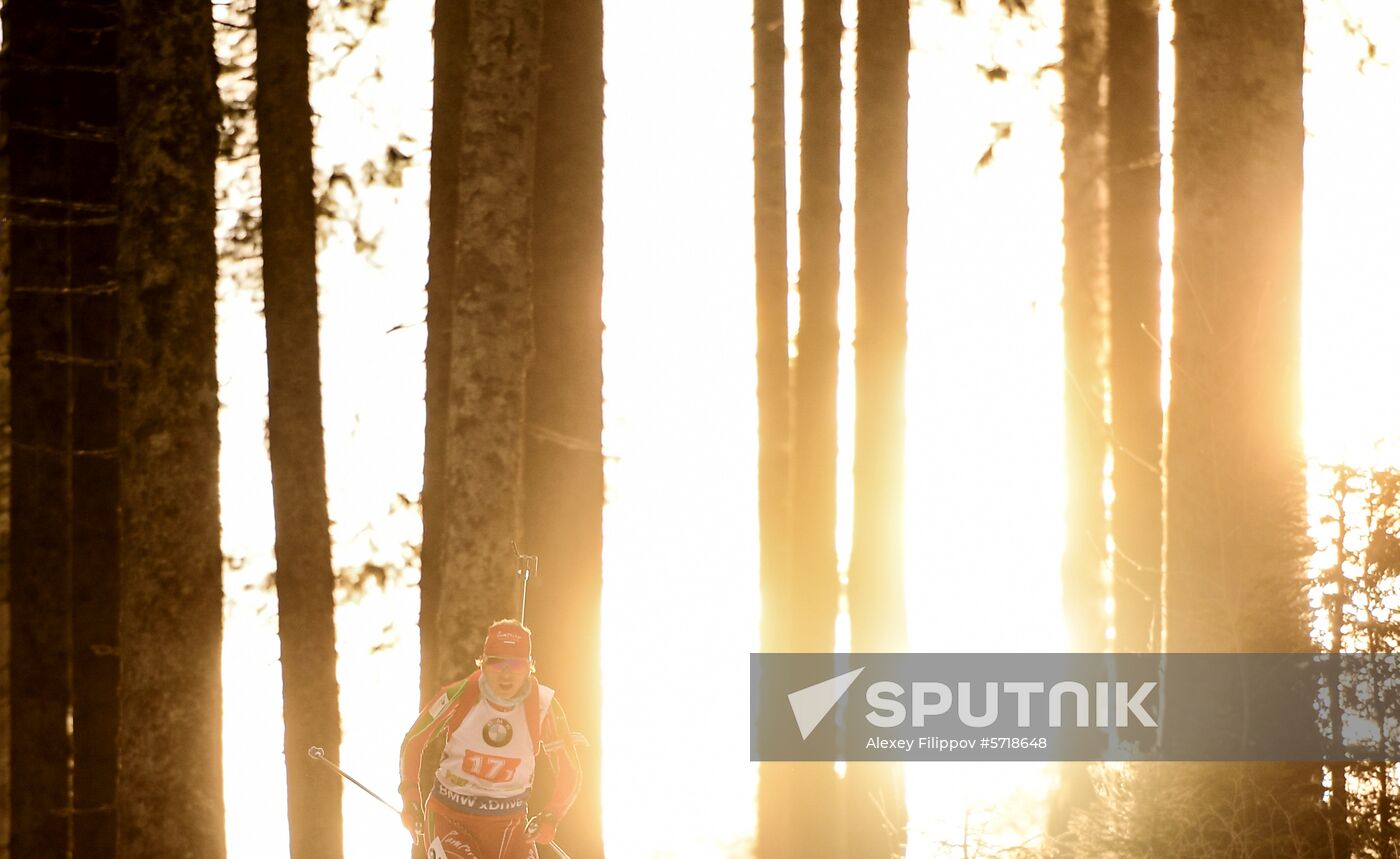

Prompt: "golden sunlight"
[598,2,762,854]
[1301,0,1400,470]
[209,0,1400,857]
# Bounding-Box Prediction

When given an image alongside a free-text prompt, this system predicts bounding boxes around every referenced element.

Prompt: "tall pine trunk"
[1164,1,1325,853]
[0,49,10,850]
[786,0,844,854]
[3,0,122,853]
[420,0,469,706]
[1167,0,1307,663]
[1107,0,1161,655]
[792,0,842,658]
[6,1,80,851]
[523,0,604,853]
[434,0,543,684]
[1052,0,1107,842]
[254,0,345,854]
[1059,0,1108,662]
[847,0,909,854]
[752,0,793,854]
[115,0,226,853]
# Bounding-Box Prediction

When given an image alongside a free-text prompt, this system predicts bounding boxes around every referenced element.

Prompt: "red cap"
[483,620,532,659]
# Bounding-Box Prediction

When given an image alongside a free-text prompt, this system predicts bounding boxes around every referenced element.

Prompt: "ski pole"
[307,746,401,815]
[308,747,425,845]
[524,815,575,859]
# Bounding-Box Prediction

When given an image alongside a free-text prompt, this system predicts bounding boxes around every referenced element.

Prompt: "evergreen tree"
[523,0,606,852]
[433,0,544,683]
[115,0,226,853]
[420,0,468,706]
[1053,0,1107,841]
[752,0,794,853]
[1107,0,1162,655]
[254,0,345,853]
[3,1,122,852]
[847,0,911,853]
[1163,0,1326,853]
[788,0,845,853]
[0,52,9,847]
[1059,0,1109,654]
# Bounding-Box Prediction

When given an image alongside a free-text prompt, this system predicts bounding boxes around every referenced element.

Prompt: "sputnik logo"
[788,667,865,740]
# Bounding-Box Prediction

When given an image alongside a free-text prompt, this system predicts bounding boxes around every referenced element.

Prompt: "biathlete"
[399,620,581,859]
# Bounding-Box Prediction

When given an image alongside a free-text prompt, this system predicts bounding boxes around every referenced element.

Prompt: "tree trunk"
[1164,1,1324,854]
[1059,0,1108,661]
[1051,0,1106,843]
[421,0,469,707]
[752,0,793,855]
[0,44,10,851]
[434,0,543,685]
[785,0,844,854]
[791,0,841,654]
[1107,0,1161,655]
[0,13,14,853]
[4,3,75,850]
[1325,482,1351,858]
[523,0,604,854]
[1167,0,1307,661]
[115,0,226,853]
[254,0,345,855]
[847,0,909,854]
[4,1,122,854]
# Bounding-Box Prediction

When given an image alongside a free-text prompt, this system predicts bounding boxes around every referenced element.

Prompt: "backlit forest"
[3,0,1400,857]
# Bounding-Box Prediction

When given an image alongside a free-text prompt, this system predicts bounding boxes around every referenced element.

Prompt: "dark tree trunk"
[791,0,841,656]
[1167,0,1307,657]
[784,0,844,855]
[753,0,791,663]
[752,0,793,855]
[434,0,543,685]
[3,0,122,854]
[523,0,604,854]
[421,0,469,707]
[115,0,225,853]
[0,50,9,849]
[1107,0,1162,655]
[3,5,75,851]
[1164,1,1325,854]
[1059,0,1108,660]
[253,0,345,855]
[1051,0,1107,843]
[847,0,909,854]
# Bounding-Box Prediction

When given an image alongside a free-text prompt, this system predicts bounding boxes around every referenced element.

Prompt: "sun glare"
[902,2,1069,852]
[1301,0,1400,469]
[598,2,762,854]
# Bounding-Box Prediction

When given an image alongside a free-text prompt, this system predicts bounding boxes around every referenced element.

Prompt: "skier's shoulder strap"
[447,674,544,748]
[444,673,543,748]
[444,671,483,733]
[525,678,544,748]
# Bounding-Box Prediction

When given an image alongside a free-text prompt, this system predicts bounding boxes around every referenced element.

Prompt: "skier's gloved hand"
[527,812,557,845]
[401,801,420,834]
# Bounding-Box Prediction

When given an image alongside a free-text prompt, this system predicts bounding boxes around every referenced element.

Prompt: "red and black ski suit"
[399,672,580,859]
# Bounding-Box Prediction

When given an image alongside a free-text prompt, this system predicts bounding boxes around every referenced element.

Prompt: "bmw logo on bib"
[483,717,513,748]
